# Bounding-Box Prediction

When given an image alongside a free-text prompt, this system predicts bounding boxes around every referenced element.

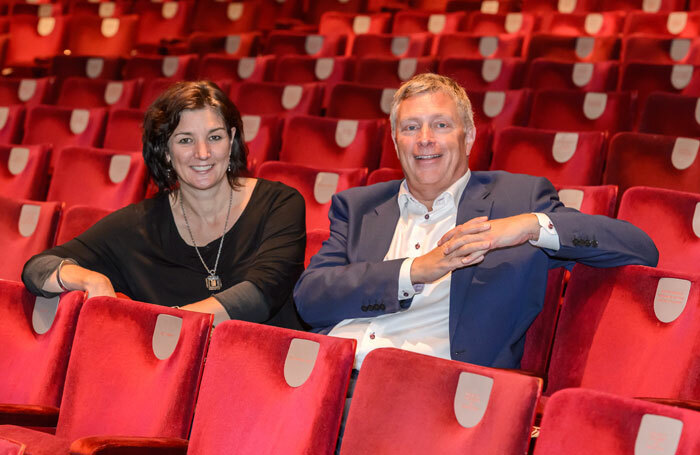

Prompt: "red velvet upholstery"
[232,82,323,117]
[46,148,147,211]
[0,197,60,281]
[529,89,633,133]
[433,34,523,59]
[54,205,112,246]
[187,320,356,455]
[280,115,383,170]
[327,83,397,120]
[5,16,68,68]
[305,228,330,268]
[637,93,700,137]
[0,78,51,106]
[0,435,25,455]
[553,184,618,216]
[192,1,258,34]
[392,11,467,34]
[257,161,367,231]
[263,32,346,58]
[604,132,700,200]
[491,126,606,186]
[319,12,391,35]
[546,264,700,401]
[66,16,138,58]
[601,0,686,12]
[438,58,526,91]
[123,55,198,81]
[242,114,282,175]
[103,109,144,152]
[138,78,178,111]
[133,1,194,50]
[446,1,519,14]
[187,32,261,57]
[622,36,700,65]
[67,0,131,17]
[197,55,272,83]
[469,89,532,130]
[539,12,625,36]
[272,56,354,86]
[21,106,107,151]
[624,11,700,37]
[0,106,26,145]
[521,0,597,12]
[340,348,542,454]
[367,167,404,185]
[49,56,123,81]
[254,0,303,31]
[69,435,188,455]
[0,144,51,201]
[348,33,433,59]
[526,34,620,62]
[55,78,139,110]
[535,388,700,454]
[619,63,700,115]
[617,187,700,274]
[354,57,435,88]
[306,0,364,24]
[0,426,68,455]
[466,12,537,36]
[0,281,84,409]
[525,59,619,91]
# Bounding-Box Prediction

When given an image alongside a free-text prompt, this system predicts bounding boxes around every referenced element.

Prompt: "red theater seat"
[233,82,323,117]
[103,108,144,152]
[0,296,213,453]
[0,436,24,454]
[433,34,524,59]
[617,187,700,274]
[491,127,606,186]
[0,197,60,281]
[242,114,283,175]
[187,32,261,57]
[306,0,365,25]
[545,264,700,401]
[133,0,194,52]
[123,54,198,81]
[539,12,625,36]
[0,78,51,107]
[0,105,27,145]
[0,145,51,201]
[392,11,467,34]
[305,228,329,268]
[46,148,147,211]
[367,167,404,185]
[535,388,700,455]
[604,132,700,199]
[637,93,700,138]
[198,55,273,83]
[619,63,700,112]
[354,57,436,88]
[348,33,433,59]
[257,161,367,231]
[0,282,84,428]
[525,59,619,91]
[469,89,532,130]
[526,34,620,62]
[66,15,138,58]
[465,12,537,36]
[327,83,397,120]
[599,0,686,11]
[339,348,542,454]
[192,1,258,34]
[49,55,123,80]
[622,36,700,65]
[554,184,617,216]
[438,58,526,91]
[55,78,139,110]
[5,16,68,69]
[22,106,107,153]
[521,0,598,12]
[263,32,347,57]
[319,12,392,35]
[139,78,178,111]
[272,56,354,87]
[529,90,633,133]
[55,205,112,245]
[280,115,383,170]
[624,11,700,37]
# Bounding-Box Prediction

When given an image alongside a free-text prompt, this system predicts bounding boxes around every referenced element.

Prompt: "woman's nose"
[195,141,210,159]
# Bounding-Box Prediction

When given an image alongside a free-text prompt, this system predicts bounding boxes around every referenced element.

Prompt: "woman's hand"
[179,297,231,326]
[45,262,117,299]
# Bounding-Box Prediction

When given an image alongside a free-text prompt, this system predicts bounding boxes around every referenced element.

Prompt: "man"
[294,73,658,370]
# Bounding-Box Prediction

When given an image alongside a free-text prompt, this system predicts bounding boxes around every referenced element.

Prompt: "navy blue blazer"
[294,171,659,368]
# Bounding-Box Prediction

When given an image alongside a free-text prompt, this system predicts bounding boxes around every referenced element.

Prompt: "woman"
[22,81,306,329]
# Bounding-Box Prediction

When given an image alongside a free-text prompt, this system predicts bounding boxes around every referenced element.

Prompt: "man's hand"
[441,213,541,256]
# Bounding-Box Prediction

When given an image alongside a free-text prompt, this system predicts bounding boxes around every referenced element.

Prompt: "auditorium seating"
[55,205,112,246]
[535,388,700,454]
[438,57,527,91]
[466,11,537,36]
[526,34,620,62]
[21,106,107,153]
[49,55,123,80]
[538,11,625,36]
[327,83,397,120]
[392,10,467,34]
[305,229,330,267]
[618,63,700,111]
[0,78,51,107]
[367,167,404,185]
[0,106,26,145]
[192,1,259,35]
[340,348,542,454]
[5,16,68,70]
[354,57,436,88]
[0,282,84,427]
[621,36,700,65]
[525,59,619,91]
[197,55,273,84]
[187,32,262,57]
[469,89,532,130]
[233,82,324,117]
[529,90,633,133]
[271,56,355,87]
[555,184,618,216]
[123,54,198,80]
[55,78,139,110]
[133,0,194,53]
[242,114,283,175]
[0,296,213,453]
[0,145,51,201]
[637,92,700,137]
[102,108,144,151]
[319,12,392,35]
[433,34,524,59]
[263,31,347,57]
[623,11,700,36]
[65,16,138,58]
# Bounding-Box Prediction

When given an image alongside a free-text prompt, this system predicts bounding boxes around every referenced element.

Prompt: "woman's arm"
[24,254,117,298]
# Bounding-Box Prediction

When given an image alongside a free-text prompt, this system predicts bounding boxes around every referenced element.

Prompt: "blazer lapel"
[358,195,400,262]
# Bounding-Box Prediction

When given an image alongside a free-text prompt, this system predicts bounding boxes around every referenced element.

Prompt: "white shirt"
[329,171,559,369]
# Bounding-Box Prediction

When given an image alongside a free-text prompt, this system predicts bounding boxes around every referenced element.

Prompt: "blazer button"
[380,304,386,310]
[584,240,591,247]
[573,239,580,246]
[361,305,368,312]
[591,240,598,247]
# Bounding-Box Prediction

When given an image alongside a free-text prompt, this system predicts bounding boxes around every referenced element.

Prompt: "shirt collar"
[397,169,471,216]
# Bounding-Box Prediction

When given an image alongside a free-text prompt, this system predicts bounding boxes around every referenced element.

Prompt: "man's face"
[395,90,474,202]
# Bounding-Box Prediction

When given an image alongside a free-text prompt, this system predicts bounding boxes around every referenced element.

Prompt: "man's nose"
[418,124,434,144]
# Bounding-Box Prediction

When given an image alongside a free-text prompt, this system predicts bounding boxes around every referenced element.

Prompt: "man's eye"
[404,125,418,131]
[436,122,449,128]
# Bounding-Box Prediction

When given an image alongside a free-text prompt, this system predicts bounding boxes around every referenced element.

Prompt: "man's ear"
[465,127,476,156]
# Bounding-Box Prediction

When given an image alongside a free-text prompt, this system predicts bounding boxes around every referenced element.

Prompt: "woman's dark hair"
[142,80,248,194]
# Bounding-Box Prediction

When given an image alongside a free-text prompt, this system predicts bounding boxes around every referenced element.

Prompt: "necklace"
[179,186,233,291]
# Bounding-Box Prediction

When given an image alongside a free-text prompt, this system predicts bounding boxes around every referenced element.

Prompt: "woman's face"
[167,106,234,193]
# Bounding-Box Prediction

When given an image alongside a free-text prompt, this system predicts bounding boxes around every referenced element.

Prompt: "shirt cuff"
[398,257,424,300]
[529,212,560,251]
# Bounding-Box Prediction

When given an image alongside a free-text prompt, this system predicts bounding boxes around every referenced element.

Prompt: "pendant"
[206,274,222,291]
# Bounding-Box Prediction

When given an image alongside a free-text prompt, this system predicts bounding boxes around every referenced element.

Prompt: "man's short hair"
[389,73,475,141]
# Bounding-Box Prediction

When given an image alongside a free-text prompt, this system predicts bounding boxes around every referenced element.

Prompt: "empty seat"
[280,115,383,169]
[49,55,123,80]
[103,108,144,151]
[0,197,60,281]
[535,388,700,455]
[0,78,51,106]
[599,0,686,12]
[187,32,261,57]
[123,54,198,80]
[340,348,542,454]
[623,11,700,37]
[619,63,700,108]
[604,132,700,197]
[192,1,258,35]
[232,82,323,116]
[465,12,537,36]
[354,57,436,88]
[525,59,619,91]
[433,34,524,59]
[637,93,700,137]
[0,144,51,201]
[554,184,617,216]
[521,0,598,12]
[305,228,330,267]
[0,296,213,452]
[491,127,606,185]
[55,205,112,245]
[526,34,620,62]
[5,16,68,68]
[367,167,404,185]
[66,15,138,58]
[67,0,132,17]
[622,36,700,65]
[545,264,700,401]
[0,281,84,427]
[254,0,303,30]
[349,33,433,59]
[55,78,139,109]
[447,0,520,13]
[133,0,194,52]
[438,58,526,91]
[617,187,700,274]
[327,83,396,120]
[0,105,27,145]
[469,89,532,130]
[392,11,467,34]
[263,31,347,57]
[22,106,107,151]
[47,148,147,210]
[306,0,365,25]
[539,12,625,36]
[319,12,392,35]
[139,78,179,110]
[241,114,282,175]
[271,56,355,95]
[529,90,633,133]
[197,55,273,85]
[257,161,367,231]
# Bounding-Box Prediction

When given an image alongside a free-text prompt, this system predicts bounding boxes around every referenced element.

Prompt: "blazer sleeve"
[294,193,406,328]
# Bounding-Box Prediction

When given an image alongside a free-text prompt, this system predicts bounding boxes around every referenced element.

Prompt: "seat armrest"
[0,404,59,427]
[636,397,700,413]
[70,436,188,455]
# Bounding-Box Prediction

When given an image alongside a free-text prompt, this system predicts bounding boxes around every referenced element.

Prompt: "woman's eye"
[209,135,222,141]
[177,137,192,144]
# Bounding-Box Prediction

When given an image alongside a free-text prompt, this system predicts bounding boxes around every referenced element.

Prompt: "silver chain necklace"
[179,186,233,291]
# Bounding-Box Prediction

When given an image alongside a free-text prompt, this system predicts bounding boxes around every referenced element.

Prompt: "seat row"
[1,257,700,453]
